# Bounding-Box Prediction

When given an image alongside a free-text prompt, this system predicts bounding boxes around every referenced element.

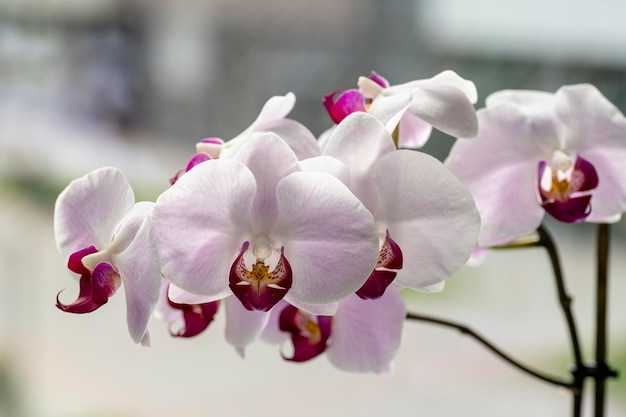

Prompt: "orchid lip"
[356,230,403,300]
[537,153,599,223]
[279,304,332,362]
[229,241,293,312]
[56,246,121,314]
[167,287,220,338]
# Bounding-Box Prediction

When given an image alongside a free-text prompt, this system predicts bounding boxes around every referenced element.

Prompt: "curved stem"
[406,312,574,389]
[536,225,584,369]
[492,225,584,368]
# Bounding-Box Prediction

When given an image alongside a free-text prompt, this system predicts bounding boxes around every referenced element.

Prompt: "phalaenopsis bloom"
[54,167,161,345]
[153,132,380,314]
[445,84,626,247]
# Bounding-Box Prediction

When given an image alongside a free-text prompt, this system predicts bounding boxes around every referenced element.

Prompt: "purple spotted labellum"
[356,230,403,300]
[538,152,599,223]
[278,304,332,362]
[229,242,293,312]
[167,297,220,338]
[56,245,121,313]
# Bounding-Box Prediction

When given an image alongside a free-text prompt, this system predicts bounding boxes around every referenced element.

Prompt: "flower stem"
[593,223,618,417]
[493,225,584,369]
[405,312,574,388]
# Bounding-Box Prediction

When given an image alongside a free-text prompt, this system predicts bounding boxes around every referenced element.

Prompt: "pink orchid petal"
[220,93,296,159]
[326,290,406,373]
[233,133,300,233]
[224,296,270,349]
[397,112,433,148]
[254,92,296,124]
[279,305,332,362]
[153,159,256,298]
[112,205,161,344]
[406,84,478,138]
[486,89,555,111]
[445,104,562,246]
[282,296,339,316]
[260,300,290,344]
[374,151,479,289]
[255,119,322,160]
[168,283,231,305]
[367,92,413,136]
[323,112,395,212]
[385,70,478,103]
[274,172,379,305]
[54,167,135,263]
[555,84,626,222]
[299,156,351,188]
[317,126,336,151]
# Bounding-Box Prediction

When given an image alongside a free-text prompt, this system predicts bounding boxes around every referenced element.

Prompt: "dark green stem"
[405,312,574,388]
[593,224,618,417]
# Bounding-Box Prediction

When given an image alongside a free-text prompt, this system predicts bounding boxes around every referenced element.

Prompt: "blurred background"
[1,0,625,416]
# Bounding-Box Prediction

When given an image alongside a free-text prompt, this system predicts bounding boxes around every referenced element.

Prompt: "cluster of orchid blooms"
[54,70,626,373]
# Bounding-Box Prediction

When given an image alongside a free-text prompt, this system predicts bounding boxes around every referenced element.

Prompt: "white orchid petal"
[367,93,413,136]
[374,150,479,288]
[112,207,161,344]
[256,119,322,160]
[224,296,270,349]
[397,112,433,148]
[326,290,406,373]
[283,295,339,316]
[254,92,296,125]
[299,156,351,187]
[233,133,300,233]
[54,167,135,262]
[274,172,379,305]
[407,85,478,138]
[153,160,256,296]
[323,112,395,212]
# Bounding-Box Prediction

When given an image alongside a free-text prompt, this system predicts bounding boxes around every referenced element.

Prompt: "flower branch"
[405,311,574,389]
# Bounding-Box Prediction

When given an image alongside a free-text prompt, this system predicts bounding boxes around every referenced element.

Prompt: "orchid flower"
[155,282,269,355]
[312,112,480,298]
[445,84,626,247]
[321,71,478,149]
[262,287,406,372]
[54,167,161,345]
[153,132,380,314]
